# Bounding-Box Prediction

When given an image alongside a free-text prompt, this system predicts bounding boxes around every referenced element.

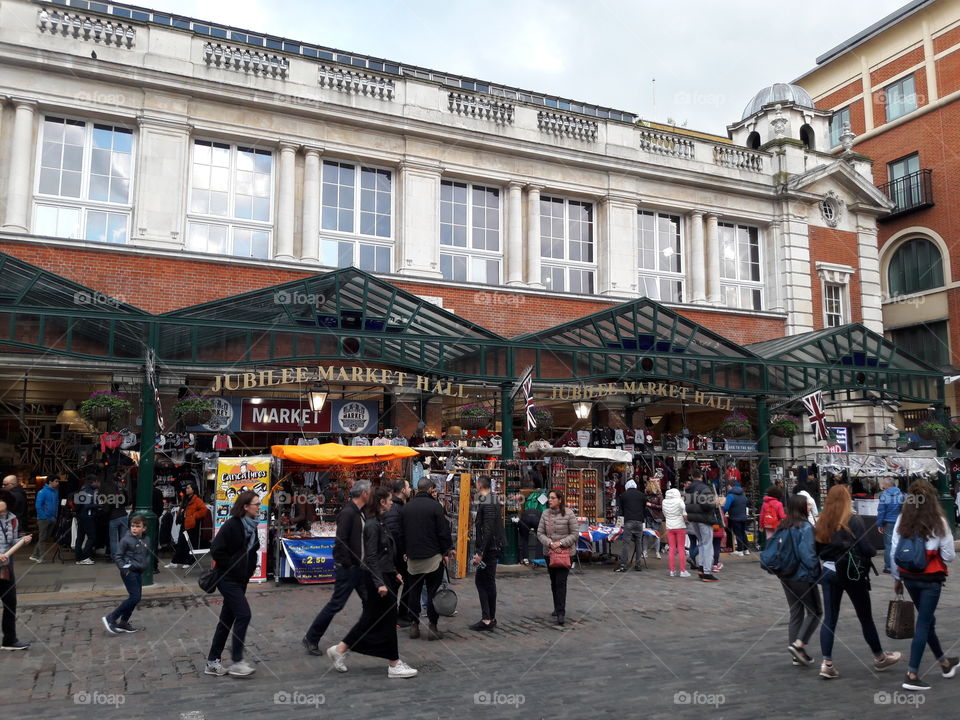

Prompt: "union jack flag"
[523,375,536,431]
[801,390,829,443]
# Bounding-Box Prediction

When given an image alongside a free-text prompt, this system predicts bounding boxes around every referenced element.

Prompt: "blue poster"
[280,537,336,583]
[187,396,241,432]
[330,400,380,434]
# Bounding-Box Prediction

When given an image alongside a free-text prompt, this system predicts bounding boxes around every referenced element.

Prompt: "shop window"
[638,210,683,303]
[319,160,392,271]
[187,140,273,259]
[33,116,133,244]
[829,106,850,147]
[887,237,943,296]
[718,222,762,310]
[439,180,501,284]
[890,321,949,369]
[540,196,594,294]
[884,75,917,122]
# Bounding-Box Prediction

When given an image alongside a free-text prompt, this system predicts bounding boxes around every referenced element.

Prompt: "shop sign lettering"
[549,381,733,409]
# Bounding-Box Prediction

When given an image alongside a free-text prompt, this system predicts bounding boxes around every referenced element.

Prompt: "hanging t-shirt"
[120,431,138,450]
[576,430,591,447]
[351,436,370,446]
[213,433,232,451]
[613,429,626,445]
[100,431,123,453]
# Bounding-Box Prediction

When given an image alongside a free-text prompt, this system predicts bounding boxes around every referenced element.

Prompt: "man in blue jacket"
[723,481,750,555]
[876,477,904,573]
[30,476,60,563]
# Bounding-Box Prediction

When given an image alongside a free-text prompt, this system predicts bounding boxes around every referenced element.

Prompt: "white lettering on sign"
[252,407,321,426]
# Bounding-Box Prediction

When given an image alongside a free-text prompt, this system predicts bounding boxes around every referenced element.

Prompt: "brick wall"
[936,50,960,96]
[0,241,786,344]
[933,25,960,54]
[808,226,863,330]
[820,79,863,109]
[870,47,924,86]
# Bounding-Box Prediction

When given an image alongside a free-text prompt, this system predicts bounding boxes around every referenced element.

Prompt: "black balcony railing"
[878,168,934,218]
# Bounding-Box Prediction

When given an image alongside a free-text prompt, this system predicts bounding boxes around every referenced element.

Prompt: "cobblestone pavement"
[2,555,955,719]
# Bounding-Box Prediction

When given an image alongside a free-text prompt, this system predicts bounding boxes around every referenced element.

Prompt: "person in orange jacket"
[759,486,786,541]
[167,483,207,568]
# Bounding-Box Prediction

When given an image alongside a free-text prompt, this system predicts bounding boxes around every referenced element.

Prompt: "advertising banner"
[280,537,336,583]
[187,396,241,432]
[240,398,332,432]
[330,400,379,434]
[214,455,271,582]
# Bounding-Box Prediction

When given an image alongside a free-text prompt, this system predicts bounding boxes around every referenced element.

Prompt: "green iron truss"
[0,251,944,403]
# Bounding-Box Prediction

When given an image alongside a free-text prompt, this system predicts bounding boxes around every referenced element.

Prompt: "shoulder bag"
[547,512,572,568]
[886,591,915,639]
[198,566,220,594]
[433,564,458,617]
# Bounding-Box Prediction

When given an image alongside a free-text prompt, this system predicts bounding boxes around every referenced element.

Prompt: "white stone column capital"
[525,183,544,193]
[9,97,37,110]
[689,209,704,219]
[301,145,323,158]
[507,180,525,191]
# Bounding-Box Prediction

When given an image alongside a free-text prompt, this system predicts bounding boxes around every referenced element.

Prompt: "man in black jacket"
[382,479,415,626]
[399,478,452,640]
[2,476,28,529]
[684,470,719,582]
[302,479,371,655]
[470,476,503,631]
[73,476,102,565]
[615,479,646,572]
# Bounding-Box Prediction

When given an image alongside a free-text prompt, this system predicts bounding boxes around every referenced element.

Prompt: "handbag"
[886,592,915,639]
[198,567,220,594]
[433,565,458,617]
[548,548,572,568]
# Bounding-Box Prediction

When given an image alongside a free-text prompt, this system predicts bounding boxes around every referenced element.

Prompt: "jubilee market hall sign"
[210,366,734,410]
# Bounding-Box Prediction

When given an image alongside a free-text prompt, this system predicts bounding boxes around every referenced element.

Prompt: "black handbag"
[433,565,458,617]
[198,567,220,594]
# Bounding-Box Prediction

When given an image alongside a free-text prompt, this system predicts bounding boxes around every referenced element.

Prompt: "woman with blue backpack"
[890,479,958,691]
[768,494,823,667]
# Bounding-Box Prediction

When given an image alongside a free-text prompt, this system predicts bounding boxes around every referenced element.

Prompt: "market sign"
[240,398,332,432]
[331,400,379,434]
[548,381,734,410]
[211,366,467,398]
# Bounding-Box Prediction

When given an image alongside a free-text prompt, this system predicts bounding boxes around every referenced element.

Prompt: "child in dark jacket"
[102,516,150,634]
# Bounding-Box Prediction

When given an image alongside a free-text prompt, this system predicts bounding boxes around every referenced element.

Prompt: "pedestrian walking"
[661,487,688,577]
[0,491,32,650]
[31,476,60,563]
[204,490,261,678]
[102,515,149,634]
[876,477,904,574]
[167,483,206,568]
[471,475,504,631]
[815,484,900,679]
[517,487,544,566]
[642,478,664,559]
[775,495,823,667]
[2,476,29,529]
[759,486,786,542]
[302,480,371,654]
[684,470,718,582]
[327,487,418,679]
[890,480,958,691]
[100,475,129,563]
[794,480,819,526]
[399,478,453,640]
[73,475,102,565]
[615,479,645,572]
[723,480,750,555]
[537,490,577,625]
[382,478,415,626]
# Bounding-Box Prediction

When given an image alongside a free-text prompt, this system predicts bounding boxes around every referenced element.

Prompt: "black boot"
[556,612,565,626]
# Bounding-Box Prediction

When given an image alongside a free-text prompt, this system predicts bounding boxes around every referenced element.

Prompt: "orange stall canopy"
[271,443,419,466]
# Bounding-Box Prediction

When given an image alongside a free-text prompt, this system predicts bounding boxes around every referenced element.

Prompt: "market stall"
[270,443,419,584]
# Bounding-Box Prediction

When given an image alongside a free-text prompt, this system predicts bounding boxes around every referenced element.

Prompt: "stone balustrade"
[712,145,765,173]
[537,111,598,141]
[203,42,288,77]
[637,128,695,160]
[448,92,514,125]
[37,8,135,47]
[318,64,395,100]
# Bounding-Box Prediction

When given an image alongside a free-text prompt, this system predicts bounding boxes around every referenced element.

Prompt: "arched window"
[746,131,761,149]
[887,237,944,296]
[800,124,815,150]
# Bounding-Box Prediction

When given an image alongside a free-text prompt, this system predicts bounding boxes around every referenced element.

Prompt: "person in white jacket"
[661,488,688,578]
[890,479,958,691]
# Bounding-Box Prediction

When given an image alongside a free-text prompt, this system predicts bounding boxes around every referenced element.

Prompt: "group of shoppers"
[769,477,957,693]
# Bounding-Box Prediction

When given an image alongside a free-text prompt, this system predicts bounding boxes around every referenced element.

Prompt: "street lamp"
[308,384,328,412]
[572,401,593,421]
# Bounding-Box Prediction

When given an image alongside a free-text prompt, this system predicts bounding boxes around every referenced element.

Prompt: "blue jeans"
[881,522,896,571]
[304,566,365,644]
[903,578,944,674]
[109,570,142,623]
[109,516,129,559]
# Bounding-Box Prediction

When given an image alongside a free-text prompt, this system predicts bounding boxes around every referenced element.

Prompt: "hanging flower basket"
[173,395,215,426]
[531,406,554,430]
[769,414,801,438]
[718,411,752,438]
[79,391,132,428]
[916,422,950,444]
[950,424,960,442]
[459,404,493,430]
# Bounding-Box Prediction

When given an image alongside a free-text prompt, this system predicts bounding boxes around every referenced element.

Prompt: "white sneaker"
[29,556,42,564]
[668,570,676,577]
[641,550,648,558]
[744,549,751,555]
[164,562,179,569]
[679,570,691,578]
[204,659,228,676]
[388,660,418,679]
[326,645,348,673]
[656,552,662,559]
[732,551,743,557]
[76,558,95,565]
[227,660,255,677]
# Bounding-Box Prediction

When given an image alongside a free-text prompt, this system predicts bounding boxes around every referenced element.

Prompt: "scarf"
[241,515,258,551]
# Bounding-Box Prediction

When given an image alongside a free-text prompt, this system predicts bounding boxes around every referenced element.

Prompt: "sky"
[145,0,909,134]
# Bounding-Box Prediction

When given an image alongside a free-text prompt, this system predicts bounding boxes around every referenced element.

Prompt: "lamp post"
[133,332,159,586]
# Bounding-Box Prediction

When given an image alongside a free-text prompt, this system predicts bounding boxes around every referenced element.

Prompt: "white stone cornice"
[816,261,855,285]
[398,158,441,176]
[136,115,191,133]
